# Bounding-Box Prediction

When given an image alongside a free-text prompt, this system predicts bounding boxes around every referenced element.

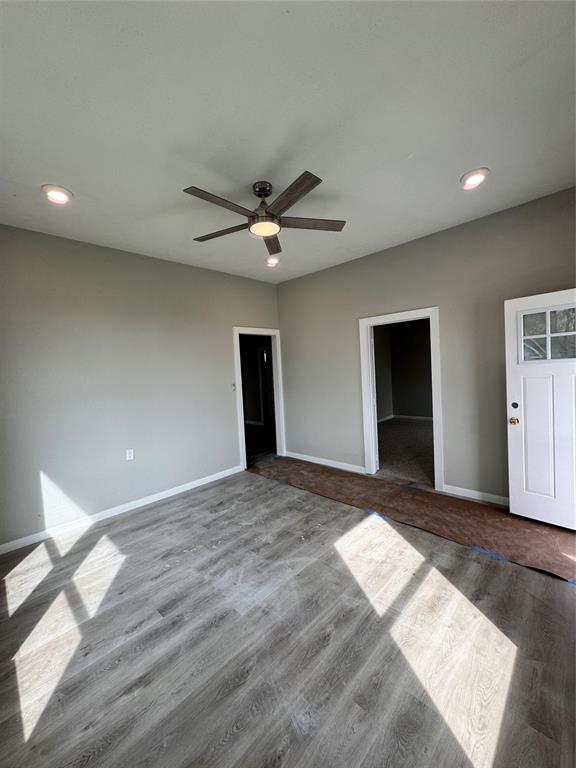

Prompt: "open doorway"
[233,327,286,470]
[359,307,445,490]
[239,335,276,465]
[373,319,434,486]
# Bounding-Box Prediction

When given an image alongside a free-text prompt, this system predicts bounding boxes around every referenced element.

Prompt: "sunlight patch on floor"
[14,591,81,740]
[390,567,517,768]
[5,542,53,616]
[40,472,92,556]
[72,534,126,617]
[334,514,425,616]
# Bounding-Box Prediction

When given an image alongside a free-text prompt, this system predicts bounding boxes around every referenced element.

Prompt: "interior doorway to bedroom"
[233,327,286,470]
[373,319,434,486]
[239,334,277,466]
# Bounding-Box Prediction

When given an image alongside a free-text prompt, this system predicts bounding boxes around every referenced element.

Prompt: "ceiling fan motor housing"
[249,193,280,236]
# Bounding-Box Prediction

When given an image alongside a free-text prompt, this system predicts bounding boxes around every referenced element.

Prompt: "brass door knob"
[509,417,520,425]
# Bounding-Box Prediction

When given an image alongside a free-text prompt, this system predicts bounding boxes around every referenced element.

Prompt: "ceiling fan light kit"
[183,170,346,261]
[249,214,281,238]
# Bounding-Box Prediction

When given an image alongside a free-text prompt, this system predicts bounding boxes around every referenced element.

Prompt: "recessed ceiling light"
[42,185,74,205]
[459,168,490,191]
[266,256,280,267]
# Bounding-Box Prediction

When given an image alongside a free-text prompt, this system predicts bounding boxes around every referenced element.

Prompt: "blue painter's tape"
[469,545,508,562]
[567,578,576,587]
[365,508,392,521]
[276,479,286,486]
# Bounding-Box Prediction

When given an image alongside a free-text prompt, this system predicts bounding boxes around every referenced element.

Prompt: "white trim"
[377,414,433,423]
[285,451,366,475]
[233,327,286,470]
[359,306,445,491]
[442,484,509,508]
[0,465,243,556]
[391,414,433,421]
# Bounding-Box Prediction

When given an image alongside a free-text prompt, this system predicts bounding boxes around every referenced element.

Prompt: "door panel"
[522,376,554,497]
[505,289,576,529]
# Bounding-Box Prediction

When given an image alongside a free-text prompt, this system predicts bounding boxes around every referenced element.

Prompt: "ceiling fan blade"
[194,223,249,242]
[183,186,253,217]
[266,171,322,216]
[281,216,346,232]
[265,235,282,255]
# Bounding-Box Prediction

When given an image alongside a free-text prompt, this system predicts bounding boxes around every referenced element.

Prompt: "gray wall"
[278,189,575,496]
[374,326,393,420]
[390,320,433,418]
[0,225,278,544]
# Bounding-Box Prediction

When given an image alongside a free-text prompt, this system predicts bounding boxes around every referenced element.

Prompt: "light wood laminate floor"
[0,472,573,768]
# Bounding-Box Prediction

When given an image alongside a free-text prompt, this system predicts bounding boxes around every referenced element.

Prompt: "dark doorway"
[373,319,434,486]
[239,334,277,466]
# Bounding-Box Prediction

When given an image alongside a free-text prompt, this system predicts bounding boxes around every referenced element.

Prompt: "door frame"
[233,327,286,470]
[359,306,445,489]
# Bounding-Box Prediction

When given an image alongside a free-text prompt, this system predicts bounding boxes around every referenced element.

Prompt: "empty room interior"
[1,2,575,767]
[373,319,435,486]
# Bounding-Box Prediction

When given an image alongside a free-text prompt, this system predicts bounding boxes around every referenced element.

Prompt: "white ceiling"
[0,2,574,284]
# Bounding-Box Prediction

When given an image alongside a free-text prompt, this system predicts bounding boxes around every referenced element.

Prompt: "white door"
[505,289,576,530]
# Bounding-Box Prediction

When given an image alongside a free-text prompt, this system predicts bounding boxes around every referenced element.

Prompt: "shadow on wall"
[0,472,571,766]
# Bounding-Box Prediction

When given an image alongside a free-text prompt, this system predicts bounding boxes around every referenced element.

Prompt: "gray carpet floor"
[375,417,434,486]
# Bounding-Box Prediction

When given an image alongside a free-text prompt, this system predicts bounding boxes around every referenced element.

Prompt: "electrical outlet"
[126,449,134,461]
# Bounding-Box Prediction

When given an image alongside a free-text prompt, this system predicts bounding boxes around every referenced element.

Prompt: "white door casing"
[504,289,576,530]
[359,306,445,491]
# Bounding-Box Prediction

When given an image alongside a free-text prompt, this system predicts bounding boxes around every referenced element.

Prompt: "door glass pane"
[551,334,576,359]
[523,312,546,336]
[523,337,547,360]
[550,307,576,333]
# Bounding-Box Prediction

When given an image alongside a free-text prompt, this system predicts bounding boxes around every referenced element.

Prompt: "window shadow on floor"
[374,512,575,768]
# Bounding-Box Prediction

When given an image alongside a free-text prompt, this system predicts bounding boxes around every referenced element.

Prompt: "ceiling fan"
[183,171,346,260]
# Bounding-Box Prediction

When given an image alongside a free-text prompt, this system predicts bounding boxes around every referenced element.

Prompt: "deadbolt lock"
[509,417,520,425]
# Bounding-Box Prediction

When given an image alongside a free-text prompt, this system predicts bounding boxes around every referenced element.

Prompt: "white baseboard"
[285,451,366,475]
[442,483,509,507]
[393,415,433,421]
[377,414,433,423]
[0,465,243,556]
